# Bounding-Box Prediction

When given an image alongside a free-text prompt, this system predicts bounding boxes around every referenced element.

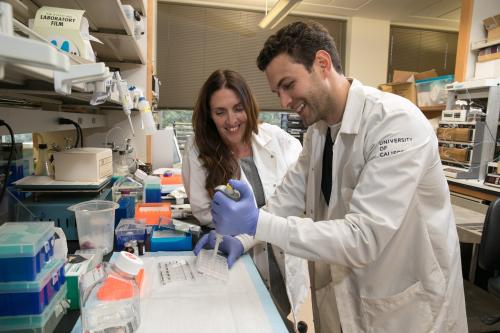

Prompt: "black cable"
[58,118,80,148]
[0,119,15,205]
[76,123,83,147]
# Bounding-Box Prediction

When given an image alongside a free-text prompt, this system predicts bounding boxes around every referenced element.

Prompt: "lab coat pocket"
[361,281,433,333]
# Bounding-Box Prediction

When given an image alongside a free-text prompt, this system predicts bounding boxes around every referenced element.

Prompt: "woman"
[182,69,309,330]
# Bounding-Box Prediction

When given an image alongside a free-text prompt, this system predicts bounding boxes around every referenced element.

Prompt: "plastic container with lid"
[0,283,68,333]
[115,218,148,251]
[0,222,55,282]
[137,97,156,133]
[80,251,144,333]
[0,258,65,316]
[415,75,454,107]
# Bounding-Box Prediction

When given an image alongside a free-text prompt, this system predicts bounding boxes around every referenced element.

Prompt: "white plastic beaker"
[68,200,119,254]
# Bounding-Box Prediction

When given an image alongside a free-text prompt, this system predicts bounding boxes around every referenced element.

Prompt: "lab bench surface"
[69,252,288,333]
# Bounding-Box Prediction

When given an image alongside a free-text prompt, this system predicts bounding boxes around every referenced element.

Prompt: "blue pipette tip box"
[150,226,192,252]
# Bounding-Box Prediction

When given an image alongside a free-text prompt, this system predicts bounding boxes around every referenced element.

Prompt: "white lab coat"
[182,122,310,323]
[257,79,468,332]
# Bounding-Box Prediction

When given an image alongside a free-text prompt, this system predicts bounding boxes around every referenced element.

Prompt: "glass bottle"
[35,144,51,177]
[80,251,144,333]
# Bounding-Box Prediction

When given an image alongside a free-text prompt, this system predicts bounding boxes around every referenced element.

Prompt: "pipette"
[114,72,135,136]
[212,184,241,259]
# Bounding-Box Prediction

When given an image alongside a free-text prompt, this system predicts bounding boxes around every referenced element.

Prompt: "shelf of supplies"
[471,38,500,51]
[91,33,145,64]
[122,0,146,15]
[420,105,446,112]
[33,0,133,35]
[5,0,29,21]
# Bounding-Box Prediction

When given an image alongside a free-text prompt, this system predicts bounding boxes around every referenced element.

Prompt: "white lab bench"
[451,196,488,282]
[71,252,288,333]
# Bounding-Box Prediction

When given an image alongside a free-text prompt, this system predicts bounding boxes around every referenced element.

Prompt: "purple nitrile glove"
[193,230,244,268]
[211,179,259,236]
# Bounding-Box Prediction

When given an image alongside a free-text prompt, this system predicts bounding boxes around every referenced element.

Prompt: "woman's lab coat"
[256,80,468,332]
[182,122,310,322]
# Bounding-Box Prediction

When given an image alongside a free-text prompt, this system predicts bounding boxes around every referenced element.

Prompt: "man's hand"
[211,179,259,236]
[193,230,244,268]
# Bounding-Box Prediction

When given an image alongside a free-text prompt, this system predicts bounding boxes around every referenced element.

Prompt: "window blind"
[387,26,458,82]
[157,3,346,110]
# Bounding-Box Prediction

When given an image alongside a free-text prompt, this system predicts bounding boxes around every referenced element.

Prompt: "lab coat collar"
[252,123,272,149]
[339,78,365,135]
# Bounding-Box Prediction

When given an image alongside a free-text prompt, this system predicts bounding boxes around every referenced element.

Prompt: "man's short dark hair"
[257,21,343,74]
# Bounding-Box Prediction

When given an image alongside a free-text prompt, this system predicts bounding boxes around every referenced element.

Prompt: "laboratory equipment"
[0,258,65,316]
[157,259,198,285]
[195,184,240,281]
[53,147,113,182]
[114,71,135,136]
[138,96,156,133]
[150,218,192,252]
[80,251,143,333]
[0,284,68,333]
[112,176,143,202]
[0,221,55,282]
[65,249,103,310]
[35,144,52,177]
[68,200,119,255]
[196,249,229,282]
[115,218,149,251]
[135,202,172,225]
[151,127,182,171]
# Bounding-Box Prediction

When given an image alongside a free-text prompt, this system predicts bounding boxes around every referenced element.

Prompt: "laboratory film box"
[54,148,112,182]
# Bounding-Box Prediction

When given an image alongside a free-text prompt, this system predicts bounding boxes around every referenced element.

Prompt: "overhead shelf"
[122,0,146,15]
[91,33,145,64]
[31,0,145,63]
[471,38,500,51]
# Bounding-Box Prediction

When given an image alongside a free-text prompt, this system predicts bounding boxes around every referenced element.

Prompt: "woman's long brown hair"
[192,69,260,197]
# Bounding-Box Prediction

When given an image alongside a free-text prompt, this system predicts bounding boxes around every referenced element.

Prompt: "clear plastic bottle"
[80,251,144,333]
[137,96,156,134]
[35,143,52,177]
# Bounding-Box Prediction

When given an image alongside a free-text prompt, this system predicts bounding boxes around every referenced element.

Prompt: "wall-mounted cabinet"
[0,0,152,161]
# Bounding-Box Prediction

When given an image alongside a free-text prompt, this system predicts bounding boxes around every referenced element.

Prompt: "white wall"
[345,17,391,88]
[466,0,499,80]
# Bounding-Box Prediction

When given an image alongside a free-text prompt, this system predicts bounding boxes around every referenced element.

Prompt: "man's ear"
[315,50,332,76]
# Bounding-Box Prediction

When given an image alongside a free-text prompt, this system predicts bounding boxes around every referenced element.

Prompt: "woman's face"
[210,88,248,148]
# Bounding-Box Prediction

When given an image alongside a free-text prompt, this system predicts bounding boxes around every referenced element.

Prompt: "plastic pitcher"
[68,200,119,254]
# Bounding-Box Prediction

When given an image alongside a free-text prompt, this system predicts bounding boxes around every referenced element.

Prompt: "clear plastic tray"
[196,249,228,282]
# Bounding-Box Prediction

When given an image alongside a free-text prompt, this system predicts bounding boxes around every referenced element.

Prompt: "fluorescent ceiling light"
[258,0,302,29]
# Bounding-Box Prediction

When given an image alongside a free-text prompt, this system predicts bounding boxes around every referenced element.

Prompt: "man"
[210,21,467,332]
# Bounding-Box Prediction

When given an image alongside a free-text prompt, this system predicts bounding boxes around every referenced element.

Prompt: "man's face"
[265,53,329,127]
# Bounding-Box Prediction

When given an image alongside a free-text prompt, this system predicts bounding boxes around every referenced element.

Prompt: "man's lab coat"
[182,122,310,321]
[257,80,468,332]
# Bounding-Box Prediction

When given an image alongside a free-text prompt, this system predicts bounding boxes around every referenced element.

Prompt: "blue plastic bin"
[0,258,65,316]
[0,222,55,282]
[150,226,192,251]
[0,284,67,332]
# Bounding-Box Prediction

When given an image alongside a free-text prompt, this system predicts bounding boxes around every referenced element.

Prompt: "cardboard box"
[439,146,470,163]
[379,82,416,104]
[54,147,112,182]
[483,14,500,42]
[436,128,472,142]
[380,69,438,105]
[475,58,500,79]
